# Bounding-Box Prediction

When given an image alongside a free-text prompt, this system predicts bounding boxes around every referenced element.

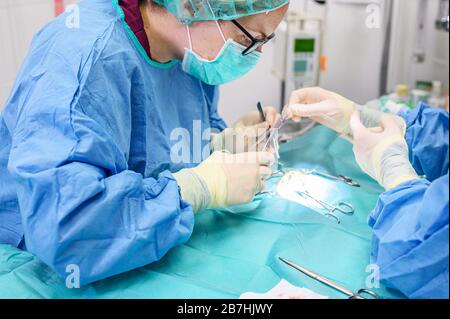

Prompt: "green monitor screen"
[295,38,315,53]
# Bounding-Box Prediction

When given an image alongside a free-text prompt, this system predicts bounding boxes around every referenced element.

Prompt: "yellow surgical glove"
[173,151,274,212]
[350,111,419,190]
[211,107,281,153]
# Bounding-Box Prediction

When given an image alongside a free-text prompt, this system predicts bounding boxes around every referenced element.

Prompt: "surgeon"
[0,0,290,285]
[285,87,449,298]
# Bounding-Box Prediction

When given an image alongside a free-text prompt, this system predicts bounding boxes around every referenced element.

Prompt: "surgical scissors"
[296,188,354,224]
[257,102,266,122]
[302,169,361,187]
[279,257,381,299]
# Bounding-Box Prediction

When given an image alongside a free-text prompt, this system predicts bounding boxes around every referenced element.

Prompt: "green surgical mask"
[182,21,262,85]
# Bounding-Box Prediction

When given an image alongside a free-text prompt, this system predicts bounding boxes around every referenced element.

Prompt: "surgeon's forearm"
[14,164,194,286]
[399,103,449,181]
[173,169,211,212]
[380,154,420,190]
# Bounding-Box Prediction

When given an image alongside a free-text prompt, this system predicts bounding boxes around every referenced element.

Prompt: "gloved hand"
[284,87,355,134]
[284,87,407,136]
[173,151,274,212]
[350,111,419,190]
[211,107,281,153]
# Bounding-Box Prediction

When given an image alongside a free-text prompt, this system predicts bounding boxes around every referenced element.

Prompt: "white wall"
[319,0,388,104]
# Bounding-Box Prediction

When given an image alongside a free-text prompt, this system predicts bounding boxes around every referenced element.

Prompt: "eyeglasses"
[231,20,276,56]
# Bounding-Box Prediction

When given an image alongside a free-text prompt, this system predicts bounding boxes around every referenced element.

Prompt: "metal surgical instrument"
[302,169,361,187]
[279,257,381,299]
[262,113,288,159]
[296,188,354,224]
[257,102,266,122]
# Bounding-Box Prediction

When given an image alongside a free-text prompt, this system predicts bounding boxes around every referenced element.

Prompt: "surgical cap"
[152,0,290,25]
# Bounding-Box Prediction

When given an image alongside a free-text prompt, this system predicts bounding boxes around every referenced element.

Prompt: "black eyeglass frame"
[231,20,276,56]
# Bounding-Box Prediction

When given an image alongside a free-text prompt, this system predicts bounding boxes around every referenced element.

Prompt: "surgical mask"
[182,21,262,85]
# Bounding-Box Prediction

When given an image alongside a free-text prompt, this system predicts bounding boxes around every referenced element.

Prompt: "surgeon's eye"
[238,34,252,46]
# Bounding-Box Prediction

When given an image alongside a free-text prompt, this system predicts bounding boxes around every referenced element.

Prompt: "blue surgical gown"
[369,102,449,299]
[0,0,226,285]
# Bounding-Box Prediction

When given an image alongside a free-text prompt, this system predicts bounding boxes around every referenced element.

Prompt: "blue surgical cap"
[152,0,290,25]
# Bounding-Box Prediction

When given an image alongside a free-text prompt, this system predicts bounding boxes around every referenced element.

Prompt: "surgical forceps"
[296,187,354,224]
[302,169,361,188]
[262,111,288,160]
[279,257,381,299]
[256,101,283,160]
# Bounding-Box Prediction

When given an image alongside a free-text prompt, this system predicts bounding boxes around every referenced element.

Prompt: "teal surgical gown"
[369,103,449,299]
[0,0,226,285]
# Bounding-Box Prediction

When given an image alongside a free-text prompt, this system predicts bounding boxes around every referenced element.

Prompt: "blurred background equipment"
[272,12,323,106]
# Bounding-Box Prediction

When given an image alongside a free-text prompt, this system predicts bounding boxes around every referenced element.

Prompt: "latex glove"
[285,87,355,134]
[285,87,407,136]
[211,107,281,153]
[173,151,274,212]
[350,111,419,190]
